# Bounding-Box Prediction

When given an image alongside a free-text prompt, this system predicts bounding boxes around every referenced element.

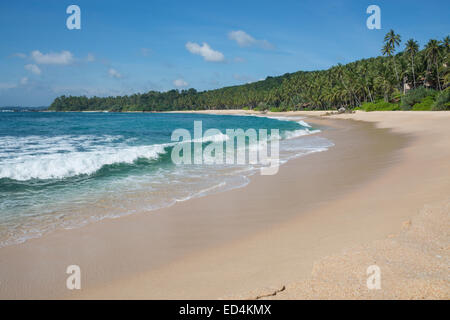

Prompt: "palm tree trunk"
[392,57,399,83]
[367,86,374,102]
[384,81,389,102]
[364,77,374,102]
[436,61,442,91]
[411,56,416,89]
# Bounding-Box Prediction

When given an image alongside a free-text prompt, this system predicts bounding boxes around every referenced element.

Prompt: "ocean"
[0,112,333,247]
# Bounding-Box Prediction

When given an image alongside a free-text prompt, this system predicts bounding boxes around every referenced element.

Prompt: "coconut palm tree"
[383,30,401,83]
[443,36,450,89]
[425,39,443,91]
[357,61,374,102]
[443,36,450,51]
[336,64,361,107]
[405,39,419,88]
[384,29,402,51]
[381,43,399,85]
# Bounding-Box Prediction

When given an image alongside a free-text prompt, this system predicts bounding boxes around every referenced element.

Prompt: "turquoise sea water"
[0,112,333,246]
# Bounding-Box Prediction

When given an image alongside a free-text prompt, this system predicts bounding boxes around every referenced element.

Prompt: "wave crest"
[0,144,167,181]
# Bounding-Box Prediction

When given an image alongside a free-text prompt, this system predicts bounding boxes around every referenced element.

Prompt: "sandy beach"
[0,111,449,299]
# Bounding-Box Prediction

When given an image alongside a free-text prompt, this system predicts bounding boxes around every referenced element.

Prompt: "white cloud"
[173,79,188,88]
[86,53,95,62]
[185,42,224,62]
[31,50,74,65]
[228,31,254,47]
[0,82,16,90]
[228,30,273,49]
[108,68,122,79]
[0,77,29,90]
[20,77,29,85]
[24,64,41,75]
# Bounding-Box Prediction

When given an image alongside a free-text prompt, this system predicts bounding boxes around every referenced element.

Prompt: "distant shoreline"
[22,108,450,115]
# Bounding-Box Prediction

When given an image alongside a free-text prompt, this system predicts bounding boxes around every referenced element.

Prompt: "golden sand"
[0,111,448,299]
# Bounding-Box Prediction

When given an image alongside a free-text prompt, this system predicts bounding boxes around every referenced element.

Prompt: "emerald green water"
[0,112,332,246]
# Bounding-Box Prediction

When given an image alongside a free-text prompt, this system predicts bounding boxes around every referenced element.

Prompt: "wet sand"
[0,111,448,299]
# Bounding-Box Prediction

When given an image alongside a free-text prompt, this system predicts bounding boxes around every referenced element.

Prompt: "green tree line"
[49,32,450,112]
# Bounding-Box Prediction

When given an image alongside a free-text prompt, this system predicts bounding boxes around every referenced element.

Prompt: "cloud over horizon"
[24,64,41,75]
[108,68,122,79]
[30,50,74,65]
[173,79,188,88]
[228,30,273,50]
[185,42,225,62]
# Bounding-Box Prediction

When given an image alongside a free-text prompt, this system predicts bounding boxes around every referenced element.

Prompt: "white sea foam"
[0,132,239,181]
[0,118,321,182]
[297,120,312,128]
[0,135,123,159]
[0,116,335,247]
[261,115,318,137]
[0,143,167,181]
[175,181,227,202]
[284,128,320,139]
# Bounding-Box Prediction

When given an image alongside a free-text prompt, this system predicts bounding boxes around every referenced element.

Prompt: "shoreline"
[0,111,449,299]
[0,112,325,248]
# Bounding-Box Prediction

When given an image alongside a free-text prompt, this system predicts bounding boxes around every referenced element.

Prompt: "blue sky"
[0,0,449,106]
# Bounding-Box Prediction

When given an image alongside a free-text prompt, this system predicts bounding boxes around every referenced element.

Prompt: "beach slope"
[0,111,448,299]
